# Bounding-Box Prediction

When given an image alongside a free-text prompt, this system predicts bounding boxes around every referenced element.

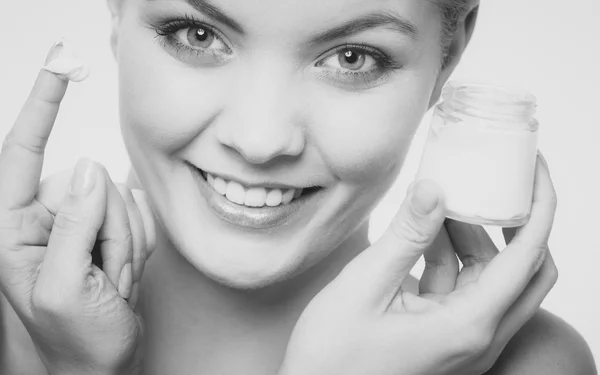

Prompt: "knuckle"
[52,210,97,245]
[390,213,431,247]
[458,254,495,268]
[424,257,447,269]
[531,244,550,275]
[423,250,454,269]
[53,210,84,233]
[1,131,46,156]
[102,231,134,263]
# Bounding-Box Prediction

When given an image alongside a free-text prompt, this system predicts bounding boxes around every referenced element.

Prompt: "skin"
[0,0,596,374]
[111,0,460,369]
[113,0,448,290]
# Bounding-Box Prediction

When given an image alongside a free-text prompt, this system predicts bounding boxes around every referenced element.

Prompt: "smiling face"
[109,0,471,288]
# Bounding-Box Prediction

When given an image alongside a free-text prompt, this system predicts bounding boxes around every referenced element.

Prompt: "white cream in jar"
[416,82,539,227]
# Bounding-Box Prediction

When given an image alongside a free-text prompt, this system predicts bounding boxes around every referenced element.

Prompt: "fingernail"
[70,159,96,196]
[129,282,140,309]
[118,263,133,299]
[43,39,90,82]
[411,180,439,215]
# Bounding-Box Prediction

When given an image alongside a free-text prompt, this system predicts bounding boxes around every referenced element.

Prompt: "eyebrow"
[176,0,245,34]
[309,11,418,45]
[149,1,416,44]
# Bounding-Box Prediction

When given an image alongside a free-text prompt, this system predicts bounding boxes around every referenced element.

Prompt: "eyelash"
[318,44,398,70]
[154,14,213,38]
[150,13,402,87]
[315,44,401,85]
[152,14,232,62]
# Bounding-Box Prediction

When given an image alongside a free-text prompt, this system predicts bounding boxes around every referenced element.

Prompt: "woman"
[0,0,595,374]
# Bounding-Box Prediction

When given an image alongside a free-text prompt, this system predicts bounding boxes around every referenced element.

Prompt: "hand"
[0,53,156,375]
[279,157,557,375]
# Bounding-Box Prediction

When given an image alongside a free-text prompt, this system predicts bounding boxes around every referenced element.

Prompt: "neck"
[126,170,371,374]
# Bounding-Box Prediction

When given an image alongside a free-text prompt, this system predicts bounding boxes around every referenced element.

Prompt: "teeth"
[226,181,246,205]
[213,177,227,195]
[266,189,283,207]
[282,189,294,204]
[205,172,305,207]
[245,187,267,207]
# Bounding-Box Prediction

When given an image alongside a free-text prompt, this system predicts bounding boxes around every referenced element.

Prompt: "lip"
[202,169,307,191]
[187,163,324,229]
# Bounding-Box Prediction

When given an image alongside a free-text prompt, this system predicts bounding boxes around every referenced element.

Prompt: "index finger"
[475,155,557,321]
[0,42,68,209]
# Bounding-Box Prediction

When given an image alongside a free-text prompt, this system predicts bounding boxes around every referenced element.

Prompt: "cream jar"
[416,81,539,227]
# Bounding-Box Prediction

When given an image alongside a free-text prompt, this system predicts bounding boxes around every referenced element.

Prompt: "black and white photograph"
[0,0,598,373]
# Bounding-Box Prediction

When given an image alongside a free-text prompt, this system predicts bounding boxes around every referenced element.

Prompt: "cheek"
[308,78,434,183]
[117,21,231,152]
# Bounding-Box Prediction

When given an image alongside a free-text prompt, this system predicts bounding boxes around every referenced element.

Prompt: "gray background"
[0,0,598,363]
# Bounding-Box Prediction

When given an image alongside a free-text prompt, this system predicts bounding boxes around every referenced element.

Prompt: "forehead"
[144,0,439,38]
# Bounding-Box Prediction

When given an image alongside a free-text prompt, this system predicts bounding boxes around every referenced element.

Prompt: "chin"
[155,199,324,290]
[181,230,322,290]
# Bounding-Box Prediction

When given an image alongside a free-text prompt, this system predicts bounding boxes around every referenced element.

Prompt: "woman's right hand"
[0,51,155,374]
[280,157,558,375]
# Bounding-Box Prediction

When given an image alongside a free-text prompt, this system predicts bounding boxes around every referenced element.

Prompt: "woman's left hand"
[279,156,558,375]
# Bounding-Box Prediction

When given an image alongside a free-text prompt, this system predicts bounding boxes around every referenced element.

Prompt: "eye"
[323,48,378,72]
[176,26,224,51]
[314,45,400,89]
[152,15,234,65]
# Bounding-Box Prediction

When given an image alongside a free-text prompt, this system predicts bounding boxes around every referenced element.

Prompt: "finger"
[446,219,499,267]
[96,169,134,299]
[35,165,135,297]
[445,220,499,288]
[341,179,447,307]
[131,189,157,260]
[36,167,73,212]
[503,153,555,250]
[36,159,106,294]
[37,170,154,261]
[475,155,557,321]
[116,185,146,306]
[419,223,459,295]
[0,44,69,209]
[494,250,558,346]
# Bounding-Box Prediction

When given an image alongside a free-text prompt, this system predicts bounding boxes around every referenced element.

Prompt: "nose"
[215,66,306,165]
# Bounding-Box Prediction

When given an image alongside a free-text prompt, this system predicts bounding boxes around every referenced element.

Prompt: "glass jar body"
[416,83,539,227]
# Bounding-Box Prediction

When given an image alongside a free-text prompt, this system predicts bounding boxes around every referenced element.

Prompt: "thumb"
[36,159,107,298]
[342,179,446,307]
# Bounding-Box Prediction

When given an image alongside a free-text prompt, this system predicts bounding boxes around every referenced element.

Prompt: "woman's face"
[113,0,449,288]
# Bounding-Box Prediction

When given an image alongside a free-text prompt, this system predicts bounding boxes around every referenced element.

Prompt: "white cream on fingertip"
[43,39,90,82]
